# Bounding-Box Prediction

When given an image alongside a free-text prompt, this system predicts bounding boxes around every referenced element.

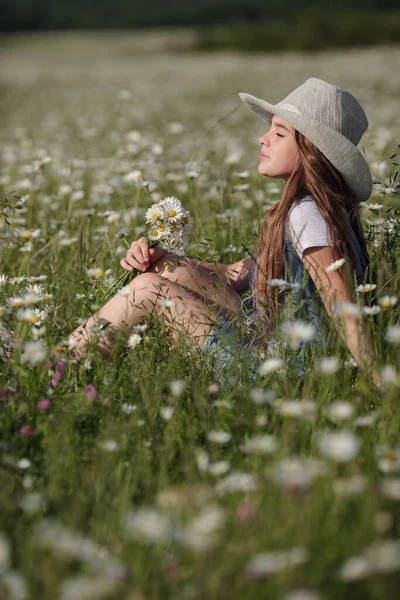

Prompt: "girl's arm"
[302,245,380,386]
[194,255,253,294]
[121,237,252,294]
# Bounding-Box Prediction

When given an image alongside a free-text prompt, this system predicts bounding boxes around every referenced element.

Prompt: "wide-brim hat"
[239,78,372,202]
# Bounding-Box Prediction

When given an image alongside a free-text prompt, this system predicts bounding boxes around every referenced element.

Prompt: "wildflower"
[325,401,354,422]
[59,575,121,600]
[317,430,360,462]
[281,320,315,350]
[123,507,172,544]
[206,431,232,444]
[386,325,400,344]
[145,204,163,223]
[21,340,46,364]
[236,502,256,524]
[379,365,400,387]
[123,170,142,183]
[249,387,275,405]
[121,403,137,415]
[267,278,291,290]
[245,547,309,579]
[208,461,231,476]
[326,258,346,272]
[16,308,42,324]
[339,555,370,581]
[215,471,257,494]
[208,383,219,393]
[127,333,142,348]
[277,399,317,420]
[362,305,381,316]
[84,384,98,401]
[160,299,174,308]
[241,434,277,455]
[355,283,377,293]
[377,446,400,473]
[179,505,225,551]
[317,356,340,374]
[160,406,174,421]
[380,479,400,501]
[37,398,51,410]
[20,424,35,439]
[17,458,32,469]
[0,274,8,287]
[98,440,119,452]
[334,302,362,319]
[87,267,105,278]
[354,412,379,427]
[270,458,326,494]
[6,296,26,308]
[259,357,284,375]
[169,380,187,397]
[332,475,368,497]
[16,228,41,239]
[51,371,62,388]
[379,295,397,308]
[282,591,323,600]
[117,286,131,298]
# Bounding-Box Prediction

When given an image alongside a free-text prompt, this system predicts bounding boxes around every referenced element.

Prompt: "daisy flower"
[145,204,163,224]
[379,295,397,308]
[356,284,377,293]
[326,258,346,272]
[87,267,105,278]
[21,340,47,364]
[128,333,142,348]
[117,286,131,298]
[159,197,183,223]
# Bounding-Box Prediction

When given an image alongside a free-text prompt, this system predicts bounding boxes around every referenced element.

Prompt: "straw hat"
[239,78,372,202]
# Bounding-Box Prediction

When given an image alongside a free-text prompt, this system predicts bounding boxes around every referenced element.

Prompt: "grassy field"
[0,33,400,599]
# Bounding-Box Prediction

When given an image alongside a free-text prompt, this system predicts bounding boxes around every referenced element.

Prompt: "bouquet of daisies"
[101,197,193,303]
[145,196,192,253]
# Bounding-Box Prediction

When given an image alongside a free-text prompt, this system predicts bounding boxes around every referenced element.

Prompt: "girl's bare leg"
[67,269,238,360]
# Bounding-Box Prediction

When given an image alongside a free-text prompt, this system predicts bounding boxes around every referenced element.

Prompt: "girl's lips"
[259,153,269,160]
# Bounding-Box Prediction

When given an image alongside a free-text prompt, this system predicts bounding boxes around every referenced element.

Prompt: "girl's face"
[258,115,299,180]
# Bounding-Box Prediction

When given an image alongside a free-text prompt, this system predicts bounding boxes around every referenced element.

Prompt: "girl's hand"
[120,237,167,272]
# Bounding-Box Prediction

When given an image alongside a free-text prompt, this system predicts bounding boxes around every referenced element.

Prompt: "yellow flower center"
[183,216,188,224]
[168,209,177,218]
[12,300,24,308]
[158,225,166,232]
[21,231,32,239]
[151,212,161,221]
[151,230,159,237]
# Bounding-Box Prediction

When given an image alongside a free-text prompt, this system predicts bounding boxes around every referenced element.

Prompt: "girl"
[67,78,380,385]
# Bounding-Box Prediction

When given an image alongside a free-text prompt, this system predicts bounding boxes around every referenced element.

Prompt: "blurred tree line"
[1,0,399,51]
[1,0,398,30]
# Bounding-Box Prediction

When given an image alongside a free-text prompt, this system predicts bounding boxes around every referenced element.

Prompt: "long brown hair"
[254,130,369,327]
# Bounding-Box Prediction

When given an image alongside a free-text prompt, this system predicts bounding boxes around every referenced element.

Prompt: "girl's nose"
[259,131,270,146]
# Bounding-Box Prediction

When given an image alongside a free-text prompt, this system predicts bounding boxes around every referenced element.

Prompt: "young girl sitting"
[67,78,380,385]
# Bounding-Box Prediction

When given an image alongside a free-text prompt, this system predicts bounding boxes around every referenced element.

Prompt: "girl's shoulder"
[288,194,317,216]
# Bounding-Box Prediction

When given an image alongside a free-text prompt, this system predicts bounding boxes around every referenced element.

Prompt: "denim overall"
[203,195,367,382]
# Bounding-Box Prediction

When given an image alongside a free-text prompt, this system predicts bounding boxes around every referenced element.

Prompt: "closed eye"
[276,133,284,138]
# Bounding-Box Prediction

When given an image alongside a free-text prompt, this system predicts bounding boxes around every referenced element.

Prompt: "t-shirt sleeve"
[287,200,331,258]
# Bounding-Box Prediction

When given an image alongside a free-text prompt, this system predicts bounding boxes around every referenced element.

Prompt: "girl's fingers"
[131,240,150,266]
[126,250,148,271]
[120,258,133,272]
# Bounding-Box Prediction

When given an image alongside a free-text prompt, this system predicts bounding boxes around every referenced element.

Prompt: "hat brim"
[239,92,372,202]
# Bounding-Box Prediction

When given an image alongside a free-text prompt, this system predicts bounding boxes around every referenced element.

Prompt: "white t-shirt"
[287,200,331,258]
